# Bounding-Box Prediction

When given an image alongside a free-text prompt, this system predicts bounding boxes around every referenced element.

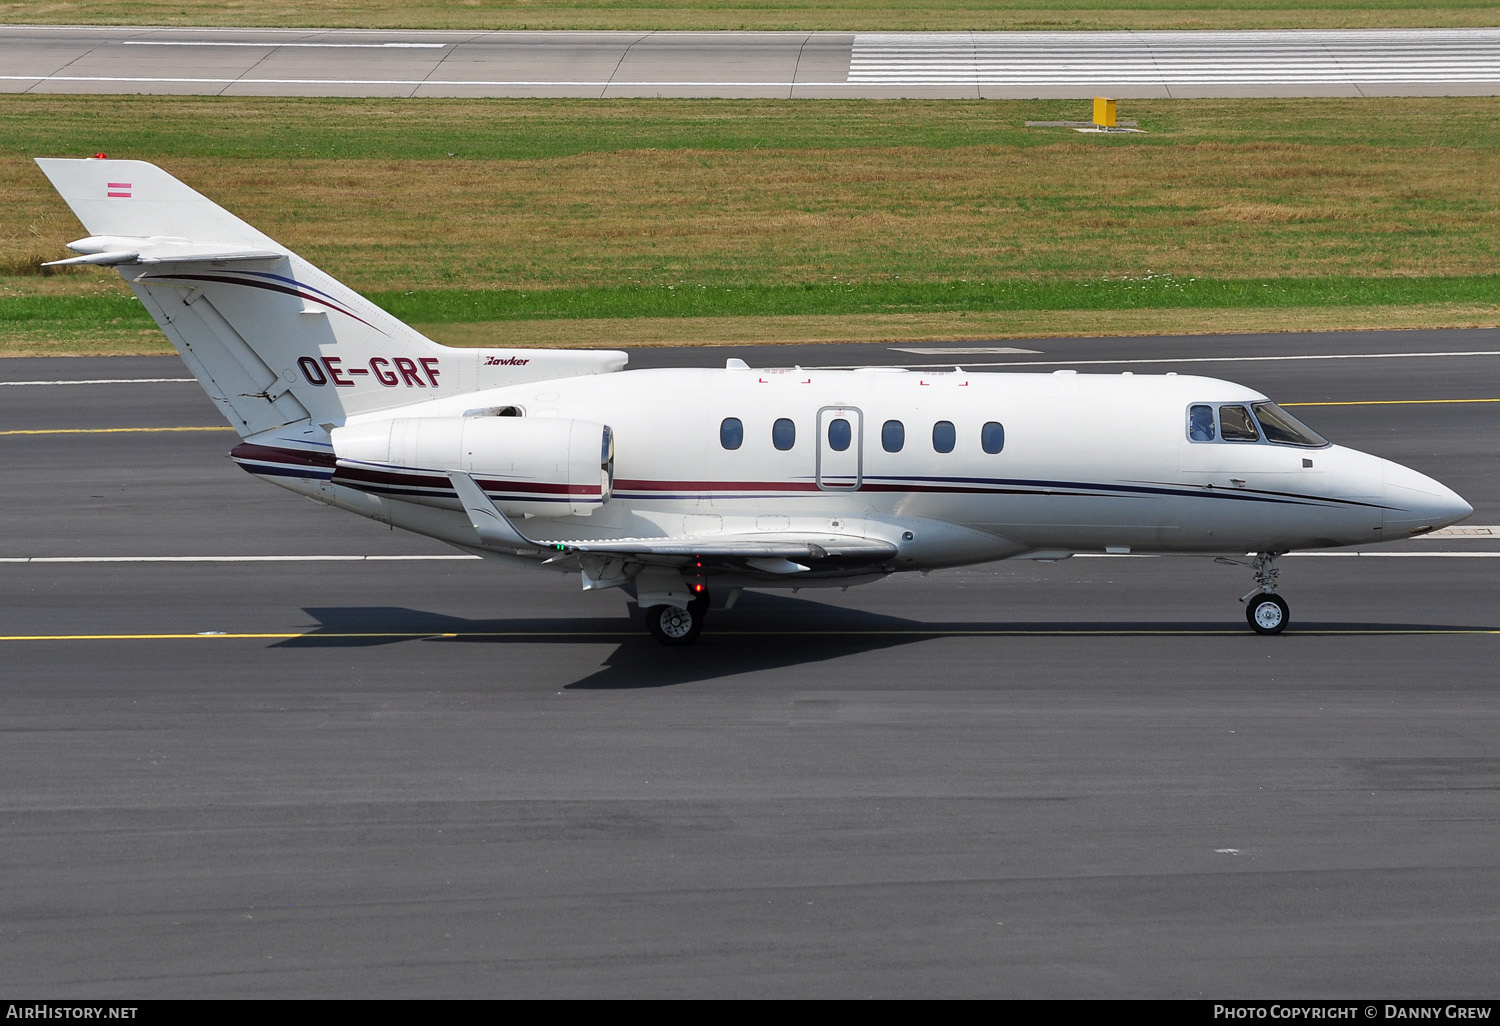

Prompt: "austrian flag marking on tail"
[106,182,131,198]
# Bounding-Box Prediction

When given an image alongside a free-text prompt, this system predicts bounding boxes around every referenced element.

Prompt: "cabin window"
[827,418,852,452]
[1219,405,1260,442]
[981,422,1005,454]
[1252,402,1328,448]
[932,420,956,453]
[882,420,905,453]
[1188,404,1216,442]
[772,418,796,451]
[720,417,743,450]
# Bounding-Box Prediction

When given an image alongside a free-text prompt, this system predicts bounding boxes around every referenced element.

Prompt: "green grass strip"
[5,275,1497,327]
[8,97,1500,160]
[372,275,1500,322]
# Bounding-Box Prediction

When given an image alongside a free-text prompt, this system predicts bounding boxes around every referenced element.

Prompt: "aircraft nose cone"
[1382,463,1473,536]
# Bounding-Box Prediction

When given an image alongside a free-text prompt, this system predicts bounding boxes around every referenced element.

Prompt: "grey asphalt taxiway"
[4,24,1500,98]
[3,330,1499,997]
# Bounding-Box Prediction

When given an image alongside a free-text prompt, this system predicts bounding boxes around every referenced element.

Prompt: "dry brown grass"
[7,95,1498,355]
[9,141,1498,293]
[4,302,1496,358]
[415,303,1500,351]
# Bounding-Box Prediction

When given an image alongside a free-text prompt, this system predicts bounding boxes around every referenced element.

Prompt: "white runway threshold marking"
[849,29,1500,84]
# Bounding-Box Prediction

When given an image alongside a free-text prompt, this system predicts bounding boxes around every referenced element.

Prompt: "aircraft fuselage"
[241,364,1467,578]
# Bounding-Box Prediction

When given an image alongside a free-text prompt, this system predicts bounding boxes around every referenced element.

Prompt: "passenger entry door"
[816,406,863,490]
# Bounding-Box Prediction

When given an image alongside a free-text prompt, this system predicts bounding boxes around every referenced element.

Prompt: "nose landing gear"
[1218,552,1289,635]
[1245,591,1289,635]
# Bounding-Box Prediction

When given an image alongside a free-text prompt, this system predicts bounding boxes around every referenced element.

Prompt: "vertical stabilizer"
[36,158,627,437]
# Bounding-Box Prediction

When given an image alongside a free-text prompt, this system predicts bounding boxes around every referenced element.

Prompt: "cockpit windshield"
[1251,402,1329,448]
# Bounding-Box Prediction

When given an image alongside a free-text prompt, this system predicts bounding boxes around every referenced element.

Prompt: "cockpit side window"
[1188,404,1216,442]
[1219,405,1260,442]
[1252,402,1329,448]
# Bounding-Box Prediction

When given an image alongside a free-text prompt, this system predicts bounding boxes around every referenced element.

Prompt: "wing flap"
[570,536,895,560]
[449,471,896,564]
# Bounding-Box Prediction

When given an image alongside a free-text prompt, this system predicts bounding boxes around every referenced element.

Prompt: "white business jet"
[37,158,1472,644]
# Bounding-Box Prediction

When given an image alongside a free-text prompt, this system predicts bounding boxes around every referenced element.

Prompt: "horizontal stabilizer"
[44,235,284,267]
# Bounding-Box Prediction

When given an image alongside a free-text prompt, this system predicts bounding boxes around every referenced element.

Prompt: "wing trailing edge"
[449,471,898,565]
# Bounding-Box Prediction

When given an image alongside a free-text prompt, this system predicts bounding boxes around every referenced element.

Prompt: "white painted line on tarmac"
[892,346,1042,355]
[0,555,481,563]
[0,76,843,87]
[7,551,1499,565]
[825,350,1500,370]
[1069,552,1500,559]
[122,41,447,48]
[1288,551,1500,557]
[0,378,196,386]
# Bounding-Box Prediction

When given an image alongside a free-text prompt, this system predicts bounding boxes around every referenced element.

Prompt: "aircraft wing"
[449,471,896,571]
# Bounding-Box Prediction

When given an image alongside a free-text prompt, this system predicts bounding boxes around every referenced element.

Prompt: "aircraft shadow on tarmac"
[273,595,1493,690]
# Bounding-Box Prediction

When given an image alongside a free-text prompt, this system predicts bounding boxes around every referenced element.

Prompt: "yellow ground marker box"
[1093,97,1117,128]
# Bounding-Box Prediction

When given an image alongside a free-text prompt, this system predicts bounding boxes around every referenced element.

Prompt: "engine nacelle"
[331,416,613,517]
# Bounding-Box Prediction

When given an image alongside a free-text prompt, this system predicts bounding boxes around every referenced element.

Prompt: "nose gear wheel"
[1246,593,1289,635]
[1218,552,1290,635]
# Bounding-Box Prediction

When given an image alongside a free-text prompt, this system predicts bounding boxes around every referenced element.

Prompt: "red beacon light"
[91,153,108,159]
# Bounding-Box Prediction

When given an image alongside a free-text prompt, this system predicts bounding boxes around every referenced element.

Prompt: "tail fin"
[36,158,626,437]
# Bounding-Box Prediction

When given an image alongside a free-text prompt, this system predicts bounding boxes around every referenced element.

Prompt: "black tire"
[1246,593,1289,635]
[645,603,703,646]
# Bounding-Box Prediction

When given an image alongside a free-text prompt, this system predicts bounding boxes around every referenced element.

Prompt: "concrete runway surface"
[2,330,1498,997]
[3,25,1500,97]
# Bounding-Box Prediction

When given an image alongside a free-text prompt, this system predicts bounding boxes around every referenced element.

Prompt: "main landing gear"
[644,590,710,646]
[1217,552,1290,635]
